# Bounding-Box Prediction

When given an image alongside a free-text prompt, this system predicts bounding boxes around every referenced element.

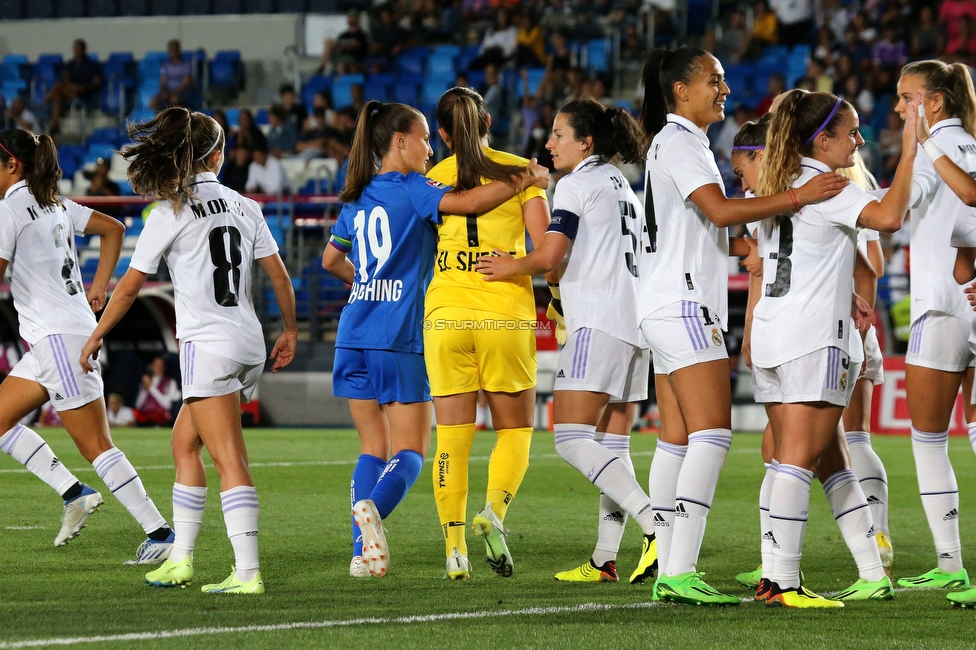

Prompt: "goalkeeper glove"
[547,282,567,345]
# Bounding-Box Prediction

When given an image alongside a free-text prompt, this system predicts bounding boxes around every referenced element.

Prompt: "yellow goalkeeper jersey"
[424,148,547,322]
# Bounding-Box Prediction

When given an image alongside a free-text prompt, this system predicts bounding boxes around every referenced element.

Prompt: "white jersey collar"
[191,172,219,184]
[931,117,964,135]
[4,180,27,199]
[570,155,601,174]
[799,157,831,174]
[666,113,710,146]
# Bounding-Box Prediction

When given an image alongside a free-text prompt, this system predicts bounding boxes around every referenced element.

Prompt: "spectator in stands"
[753,73,785,117]
[44,39,102,135]
[940,0,976,57]
[480,63,508,121]
[212,109,235,150]
[368,5,407,72]
[838,26,873,73]
[221,146,251,193]
[470,8,519,69]
[771,0,813,46]
[134,356,181,427]
[235,109,263,152]
[873,24,909,72]
[346,83,366,114]
[319,9,369,75]
[37,402,63,427]
[5,97,37,133]
[744,0,777,59]
[85,158,122,216]
[523,100,555,170]
[879,109,902,184]
[107,393,136,428]
[266,103,298,157]
[516,11,546,67]
[279,83,307,127]
[539,31,574,102]
[711,9,749,64]
[246,140,287,195]
[912,6,943,59]
[151,39,194,111]
[946,16,976,66]
[808,58,833,93]
[711,103,751,160]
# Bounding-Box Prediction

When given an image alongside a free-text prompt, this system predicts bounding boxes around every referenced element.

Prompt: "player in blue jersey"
[321,101,549,578]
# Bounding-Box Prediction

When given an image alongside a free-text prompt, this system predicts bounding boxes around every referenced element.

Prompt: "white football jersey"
[639,113,730,328]
[0,181,95,345]
[857,226,880,258]
[130,172,279,365]
[752,158,876,367]
[554,156,645,347]
[909,118,976,322]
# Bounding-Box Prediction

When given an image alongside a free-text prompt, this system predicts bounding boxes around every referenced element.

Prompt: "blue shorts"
[333,348,431,405]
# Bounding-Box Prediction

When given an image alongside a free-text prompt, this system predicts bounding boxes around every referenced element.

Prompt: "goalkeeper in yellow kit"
[425,87,557,578]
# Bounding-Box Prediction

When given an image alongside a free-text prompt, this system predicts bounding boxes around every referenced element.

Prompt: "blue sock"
[351,454,386,556]
[369,450,425,519]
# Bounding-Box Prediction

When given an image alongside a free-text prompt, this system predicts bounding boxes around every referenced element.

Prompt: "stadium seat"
[223,107,241,127]
[38,53,64,67]
[301,74,332,109]
[254,108,269,125]
[427,55,456,79]
[433,44,461,59]
[396,54,426,76]
[25,0,53,18]
[85,143,116,164]
[422,79,450,107]
[517,67,546,98]
[214,0,243,12]
[89,0,117,16]
[127,107,156,124]
[58,0,85,17]
[363,79,390,102]
[114,257,131,277]
[2,54,28,67]
[0,0,24,19]
[585,38,610,74]
[209,58,243,93]
[244,0,273,11]
[151,0,180,15]
[392,82,419,106]
[332,73,364,110]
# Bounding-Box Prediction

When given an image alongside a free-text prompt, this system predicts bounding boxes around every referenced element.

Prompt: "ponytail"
[340,101,423,203]
[125,106,224,211]
[758,89,851,197]
[0,129,62,208]
[639,47,710,139]
[435,87,523,191]
[559,99,646,165]
[902,59,976,137]
[731,113,771,160]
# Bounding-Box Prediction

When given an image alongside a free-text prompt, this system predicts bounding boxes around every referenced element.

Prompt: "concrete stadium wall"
[0,14,303,62]
[260,371,354,427]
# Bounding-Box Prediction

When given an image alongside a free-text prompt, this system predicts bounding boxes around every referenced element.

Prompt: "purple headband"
[804,97,843,145]
[732,145,765,151]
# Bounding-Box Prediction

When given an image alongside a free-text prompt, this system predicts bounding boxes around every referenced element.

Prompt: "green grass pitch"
[3,428,976,649]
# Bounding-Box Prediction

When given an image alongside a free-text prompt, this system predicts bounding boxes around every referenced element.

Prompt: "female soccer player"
[79,107,299,595]
[889,61,976,594]
[638,47,848,605]
[753,88,916,607]
[321,101,549,578]
[0,128,173,559]
[423,87,552,579]
[477,98,660,587]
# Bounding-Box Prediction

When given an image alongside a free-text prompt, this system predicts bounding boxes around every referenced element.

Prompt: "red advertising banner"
[870,356,970,435]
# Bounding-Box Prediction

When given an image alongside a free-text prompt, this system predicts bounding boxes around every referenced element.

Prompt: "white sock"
[822,469,886,581]
[0,424,77,495]
[666,428,732,577]
[769,464,814,590]
[845,430,889,535]
[593,432,633,566]
[647,439,686,576]
[170,483,206,563]
[968,422,976,457]
[221,485,260,581]
[475,403,488,428]
[911,428,963,572]
[760,460,778,579]
[554,424,655,533]
[92,447,167,534]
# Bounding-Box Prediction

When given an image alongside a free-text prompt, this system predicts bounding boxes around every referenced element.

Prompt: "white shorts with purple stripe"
[753,346,861,407]
[9,334,104,411]
[906,310,975,373]
[640,300,728,375]
[554,327,650,402]
[180,341,263,402]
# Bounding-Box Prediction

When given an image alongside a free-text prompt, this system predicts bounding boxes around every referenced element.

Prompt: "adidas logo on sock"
[674,503,689,519]
[866,525,876,539]
[944,508,959,521]
[866,495,882,505]
[940,553,953,559]
[603,510,625,522]
[50,457,61,469]
[762,530,776,544]
[653,512,669,527]
[54,392,63,401]
[556,369,565,378]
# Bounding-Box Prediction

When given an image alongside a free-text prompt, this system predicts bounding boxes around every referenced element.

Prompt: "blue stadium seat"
[393,82,419,106]
[85,143,116,164]
[396,55,426,76]
[89,0,117,16]
[151,0,180,15]
[363,79,390,102]
[244,0,273,11]
[38,53,64,67]
[722,64,751,98]
[88,127,121,144]
[0,63,20,84]
[2,54,28,66]
[25,0,53,18]
[422,79,450,107]
[118,0,148,15]
[517,67,546,98]
[433,44,461,59]
[210,58,243,92]
[223,107,240,127]
[427,55,456,78]
[466,69,486,89]
[214,0,243,12]
[302,75,332,109]
[114,257,131,277]
[457,44,480,71]
[332,73,364,110]
[586,38,610,73]
[0,0,23,19]
[127,107,156,124]
[58,0,85,17]
[759,45,790,65]
[58,144,85,164]
[254,108,269,125]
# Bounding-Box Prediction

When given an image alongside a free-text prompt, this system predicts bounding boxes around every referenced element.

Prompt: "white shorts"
[862,325,885,385]
[9,334,104,411]
[906,310,975,373]
[180,341,263,402]
[754,346,862,407]
[640,300,728,375]
[554,327,650,403]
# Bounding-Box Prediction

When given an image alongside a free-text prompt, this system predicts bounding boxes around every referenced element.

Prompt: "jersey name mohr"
[190,197,245,220]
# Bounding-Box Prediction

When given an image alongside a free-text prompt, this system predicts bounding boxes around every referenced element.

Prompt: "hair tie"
[804,97,843,145]
[732,145,765,150]
[0,140,24,168]
[195,124,224,161]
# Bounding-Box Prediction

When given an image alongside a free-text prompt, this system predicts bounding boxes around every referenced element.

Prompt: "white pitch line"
[0,601,660,649]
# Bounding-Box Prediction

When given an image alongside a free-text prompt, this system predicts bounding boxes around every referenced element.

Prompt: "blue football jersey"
[329,171,447,353]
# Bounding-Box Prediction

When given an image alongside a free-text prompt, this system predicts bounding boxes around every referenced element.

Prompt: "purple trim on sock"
[0,424,25,453]
[822,469,856,494]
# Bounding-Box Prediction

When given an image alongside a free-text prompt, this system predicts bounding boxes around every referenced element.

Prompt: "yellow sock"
[433,423,475,557]
[486,427,533,522]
